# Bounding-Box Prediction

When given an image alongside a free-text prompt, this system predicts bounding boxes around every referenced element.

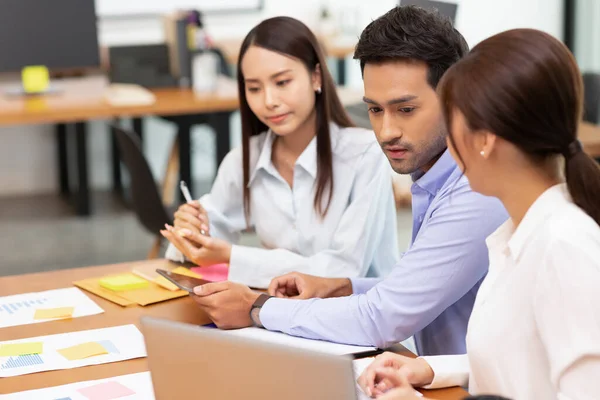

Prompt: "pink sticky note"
[191,263,229,282]
[77,381,135,400]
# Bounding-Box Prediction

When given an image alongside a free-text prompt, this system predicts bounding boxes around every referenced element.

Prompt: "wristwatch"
[250,293,272,328]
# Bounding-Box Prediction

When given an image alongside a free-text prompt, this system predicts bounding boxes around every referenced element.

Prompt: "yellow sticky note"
[0,342,43,357]
[99,274,149,292]
[171,266,203,279]
[34,307,75,320]
[21,65,50,94]
[58,342,108,361]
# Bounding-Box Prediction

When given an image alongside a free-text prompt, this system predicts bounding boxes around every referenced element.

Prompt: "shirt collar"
[486,183,570,261]
[411,149,457,196]
[248,124,326,186]
[248,130,276,186]
[295,137,317,178]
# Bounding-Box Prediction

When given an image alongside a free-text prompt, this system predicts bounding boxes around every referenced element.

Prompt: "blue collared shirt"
[260,150,508,356]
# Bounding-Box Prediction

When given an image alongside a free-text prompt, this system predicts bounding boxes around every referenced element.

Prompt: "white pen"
[180,180,193,203]
[179,181,206,236]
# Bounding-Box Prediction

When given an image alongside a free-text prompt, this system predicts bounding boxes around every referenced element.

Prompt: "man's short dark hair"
[354,6,469,88]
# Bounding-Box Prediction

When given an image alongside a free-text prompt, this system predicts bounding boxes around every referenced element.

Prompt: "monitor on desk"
[400,0,458,23]
[0,0,100,73]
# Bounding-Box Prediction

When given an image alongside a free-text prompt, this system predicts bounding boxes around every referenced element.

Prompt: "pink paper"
[77,381,135,400]
[191,263,229,282]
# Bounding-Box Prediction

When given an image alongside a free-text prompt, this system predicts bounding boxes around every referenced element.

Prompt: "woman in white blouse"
[161,17,399,289]
[357,29,600,400]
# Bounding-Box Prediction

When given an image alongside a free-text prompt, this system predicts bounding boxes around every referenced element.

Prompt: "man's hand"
[161,225,231,266]
[191,281,260,329]
[357,352,434,398]
[267,272,353,299]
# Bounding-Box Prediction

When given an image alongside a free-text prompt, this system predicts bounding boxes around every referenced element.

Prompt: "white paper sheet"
[220,327,376,356]
[0,287,104,328]
[0,324,146,378]
[0,371,154,399]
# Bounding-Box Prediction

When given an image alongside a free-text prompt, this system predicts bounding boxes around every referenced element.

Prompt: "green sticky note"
[0,342,43,357]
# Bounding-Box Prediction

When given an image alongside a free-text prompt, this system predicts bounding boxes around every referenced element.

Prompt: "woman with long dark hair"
[162,17,399,289]
[358,28,600,399]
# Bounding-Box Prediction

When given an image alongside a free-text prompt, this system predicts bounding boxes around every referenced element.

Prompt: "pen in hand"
[180,181,206,236]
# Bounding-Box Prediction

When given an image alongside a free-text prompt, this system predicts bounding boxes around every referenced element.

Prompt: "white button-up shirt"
[423,184,600,399]
[166,123,399,288]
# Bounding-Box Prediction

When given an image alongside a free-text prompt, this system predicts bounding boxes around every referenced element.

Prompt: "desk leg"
[177,117,192,202]
[111,119,123,195]
[56,123,69,196]
[337,57,346,86]
[133,118,144,142]
[74,122,91,216]
[212,112,231,169]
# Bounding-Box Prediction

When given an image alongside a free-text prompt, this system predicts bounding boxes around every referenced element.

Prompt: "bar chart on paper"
[0,325,146,378]
[1,354,45,369]
[0,288,104,328]
[1,297,49,314]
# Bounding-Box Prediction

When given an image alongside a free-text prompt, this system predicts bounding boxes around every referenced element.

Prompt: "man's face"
[363,60,447,174]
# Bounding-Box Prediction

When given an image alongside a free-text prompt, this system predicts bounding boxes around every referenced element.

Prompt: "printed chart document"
[0,371,154,399]
[220,327,376,356]
[0,324,146,378]
[0,287,104,328]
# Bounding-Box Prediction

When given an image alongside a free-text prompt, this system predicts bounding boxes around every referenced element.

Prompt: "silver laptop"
[141,317,360,400]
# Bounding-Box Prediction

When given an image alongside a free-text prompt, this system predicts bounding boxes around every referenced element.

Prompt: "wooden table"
[0,76,239,216]
[0,78,364,217]
[0,260,468,399]
[580,121,600,157]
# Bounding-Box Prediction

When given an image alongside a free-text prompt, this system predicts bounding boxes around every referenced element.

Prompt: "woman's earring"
[316,87,322,94]
[480,150,485,157]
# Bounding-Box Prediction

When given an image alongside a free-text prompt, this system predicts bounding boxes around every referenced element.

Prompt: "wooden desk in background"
[216,36,357,85]
[0,77,239,216]
[0,78,364,217]
[0,259,468,400]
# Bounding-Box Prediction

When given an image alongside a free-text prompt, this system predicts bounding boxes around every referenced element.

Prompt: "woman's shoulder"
[545,202,600,248]
[535,195,600,277]
[331,124,384,161]
[334,124,377,145]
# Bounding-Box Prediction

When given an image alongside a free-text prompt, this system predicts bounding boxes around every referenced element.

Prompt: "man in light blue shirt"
[181,6,508,356]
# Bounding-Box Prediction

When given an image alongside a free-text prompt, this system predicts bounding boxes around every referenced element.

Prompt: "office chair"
[113,126,175,259]
[583,72,600,124]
